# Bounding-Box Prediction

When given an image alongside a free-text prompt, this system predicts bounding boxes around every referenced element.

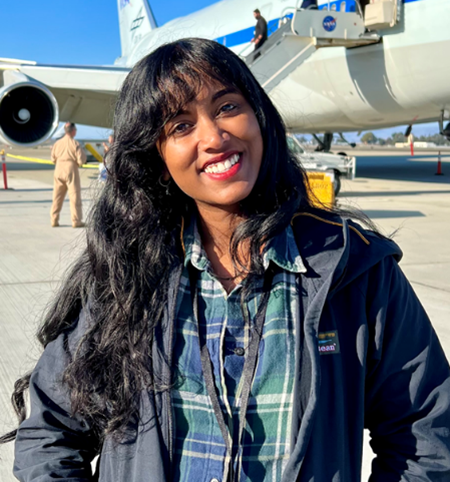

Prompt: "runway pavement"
[0,148,449,480]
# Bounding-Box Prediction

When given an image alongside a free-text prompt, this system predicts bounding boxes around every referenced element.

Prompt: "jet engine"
[0,81,59,147]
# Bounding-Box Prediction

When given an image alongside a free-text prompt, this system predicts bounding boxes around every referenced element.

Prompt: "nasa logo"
[120,0,131,9]
[323,16,337,32]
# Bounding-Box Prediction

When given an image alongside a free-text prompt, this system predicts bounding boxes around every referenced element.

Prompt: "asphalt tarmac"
[0,147,449,481]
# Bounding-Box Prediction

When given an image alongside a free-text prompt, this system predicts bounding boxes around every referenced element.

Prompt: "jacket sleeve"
[14,314,99,481]
[365,256,450,481]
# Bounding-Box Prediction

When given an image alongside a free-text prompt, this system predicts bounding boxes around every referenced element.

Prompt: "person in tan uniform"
[50,122,86,227]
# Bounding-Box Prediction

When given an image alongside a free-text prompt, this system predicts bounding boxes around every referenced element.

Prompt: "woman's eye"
[219,103,237,114]
[171,123,190,135]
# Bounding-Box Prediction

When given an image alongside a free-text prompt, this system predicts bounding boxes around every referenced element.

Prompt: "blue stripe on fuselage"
[215,15,292,49]
[214,0,420,49]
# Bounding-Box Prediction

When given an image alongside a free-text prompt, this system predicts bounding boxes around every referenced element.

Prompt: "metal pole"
[1,150,8,190]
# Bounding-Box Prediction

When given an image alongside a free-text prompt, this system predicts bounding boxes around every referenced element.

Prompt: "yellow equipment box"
[306,171,335,207]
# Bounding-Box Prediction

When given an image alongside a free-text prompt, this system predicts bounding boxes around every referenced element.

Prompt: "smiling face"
[158,82,263,216]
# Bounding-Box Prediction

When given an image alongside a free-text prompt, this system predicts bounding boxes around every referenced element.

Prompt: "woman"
[3,38,450,482]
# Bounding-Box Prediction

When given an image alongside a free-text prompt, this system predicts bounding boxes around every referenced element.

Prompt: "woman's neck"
[196,204,247,293]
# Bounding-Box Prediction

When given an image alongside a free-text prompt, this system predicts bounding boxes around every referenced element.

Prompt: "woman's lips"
[202,153,242,181]
[203,153,240,174]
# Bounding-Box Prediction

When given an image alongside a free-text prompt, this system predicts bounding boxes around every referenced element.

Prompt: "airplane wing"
[0,60,129,128]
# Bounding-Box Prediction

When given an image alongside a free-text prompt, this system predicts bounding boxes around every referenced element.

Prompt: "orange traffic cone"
[1,150,8,190]
[436,151,444,176]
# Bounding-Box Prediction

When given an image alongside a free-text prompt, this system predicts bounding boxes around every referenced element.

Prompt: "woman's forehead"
[185,82,239,104]
[160,75,239,117]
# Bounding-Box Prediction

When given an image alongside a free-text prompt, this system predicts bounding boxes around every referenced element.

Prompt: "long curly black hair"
[1,37,331,444]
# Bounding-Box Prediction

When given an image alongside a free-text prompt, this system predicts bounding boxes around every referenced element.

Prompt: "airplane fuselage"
[121,0,450,133]
[1,0,448,147]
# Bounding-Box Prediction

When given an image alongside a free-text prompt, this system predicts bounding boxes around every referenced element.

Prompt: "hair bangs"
[154,41,245,124]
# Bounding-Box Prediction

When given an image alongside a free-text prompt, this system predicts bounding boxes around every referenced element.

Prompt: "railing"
[292,0,305,34]
[238,12,296,60]
[243,18,295,66]
[238,41,254,59]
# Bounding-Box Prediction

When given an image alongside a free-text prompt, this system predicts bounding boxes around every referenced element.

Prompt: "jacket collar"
[290,212,402,296]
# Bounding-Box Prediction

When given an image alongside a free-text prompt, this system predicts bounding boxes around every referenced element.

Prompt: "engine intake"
[0,81,59,147]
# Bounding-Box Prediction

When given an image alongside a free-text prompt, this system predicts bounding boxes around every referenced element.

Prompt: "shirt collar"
[182,217,306,274]
[183,217,209,271]
[262,223,306,274]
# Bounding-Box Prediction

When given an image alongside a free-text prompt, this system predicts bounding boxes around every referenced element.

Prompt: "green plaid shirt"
[172,220,305,482]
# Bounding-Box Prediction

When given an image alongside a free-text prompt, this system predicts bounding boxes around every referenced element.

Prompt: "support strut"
[313,133,333,152]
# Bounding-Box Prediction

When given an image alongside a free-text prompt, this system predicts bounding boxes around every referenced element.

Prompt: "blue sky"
[0,0,217,65]
[0,0,440,140]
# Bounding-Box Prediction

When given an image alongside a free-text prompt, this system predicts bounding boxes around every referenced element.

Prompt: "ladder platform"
[293,10,377,44]
[245,9,381,93]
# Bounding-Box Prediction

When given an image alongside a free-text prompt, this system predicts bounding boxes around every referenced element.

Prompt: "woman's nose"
[197,117,230,150]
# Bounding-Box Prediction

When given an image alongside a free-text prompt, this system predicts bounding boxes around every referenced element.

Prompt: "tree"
[361,132,377,144]
[391,132,406,143]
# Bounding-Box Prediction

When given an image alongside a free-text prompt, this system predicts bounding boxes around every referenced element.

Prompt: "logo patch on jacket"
[318,330,340,355]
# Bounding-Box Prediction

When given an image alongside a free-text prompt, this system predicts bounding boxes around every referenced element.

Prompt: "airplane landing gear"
[443,124,450,140]
[439,110,450,141]
[313,132,356,154]
[337,132,356,155]
[313,133,334,152]
[326,169,342,196]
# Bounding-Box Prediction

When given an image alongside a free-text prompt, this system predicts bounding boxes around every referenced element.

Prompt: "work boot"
[72,222,86,228]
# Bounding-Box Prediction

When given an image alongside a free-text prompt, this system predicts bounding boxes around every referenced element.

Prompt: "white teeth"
[204,154,240,174]
[216,162,226,173]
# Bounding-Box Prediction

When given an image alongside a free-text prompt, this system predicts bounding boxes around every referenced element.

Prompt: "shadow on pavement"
[0,198,91,205]
[355,156,450,184]
[340,190,450,197]
[6,188,54,193]
[362,210,425,219]
[5,163,54,171]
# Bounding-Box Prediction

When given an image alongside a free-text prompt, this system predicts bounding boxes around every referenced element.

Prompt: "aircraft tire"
[327,169,341,196]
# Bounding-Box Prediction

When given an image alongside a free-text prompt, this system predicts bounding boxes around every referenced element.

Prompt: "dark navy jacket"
[14,214,450,481]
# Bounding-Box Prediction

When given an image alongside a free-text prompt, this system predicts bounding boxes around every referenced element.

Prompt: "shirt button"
[234,347,245,356]
[211,479,220,482]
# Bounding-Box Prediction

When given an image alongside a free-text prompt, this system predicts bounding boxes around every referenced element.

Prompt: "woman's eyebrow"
[170,87,239,118]
[212,87,239,102]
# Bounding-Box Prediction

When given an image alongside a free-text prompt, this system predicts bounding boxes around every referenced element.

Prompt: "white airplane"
[0,0,449,151]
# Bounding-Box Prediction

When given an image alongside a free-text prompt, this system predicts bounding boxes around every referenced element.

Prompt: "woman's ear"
[161,165,171,182]
[156,142,171,181]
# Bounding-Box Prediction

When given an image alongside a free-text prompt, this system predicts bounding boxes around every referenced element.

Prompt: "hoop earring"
[158,175,172,195]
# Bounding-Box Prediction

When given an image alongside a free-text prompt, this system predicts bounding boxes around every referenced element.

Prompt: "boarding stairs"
[243,7,381,93]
